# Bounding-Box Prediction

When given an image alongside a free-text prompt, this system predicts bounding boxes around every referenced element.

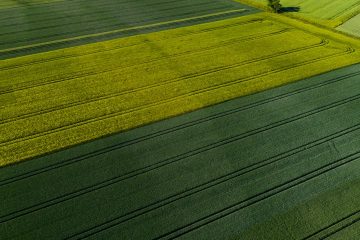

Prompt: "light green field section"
[1,12,360,166]
[338,14,360,37]
[239,0,360,27]
[0,0,63,9]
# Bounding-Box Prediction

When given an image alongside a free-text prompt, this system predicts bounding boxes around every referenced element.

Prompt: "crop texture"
[1,13,360,166]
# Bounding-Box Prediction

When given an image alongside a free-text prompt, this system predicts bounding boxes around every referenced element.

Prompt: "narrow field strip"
[1,13,360,166]
[0,0,258,56]
[1,63,360,239]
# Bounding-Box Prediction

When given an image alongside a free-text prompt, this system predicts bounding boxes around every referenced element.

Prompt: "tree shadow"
[280,6,300,13]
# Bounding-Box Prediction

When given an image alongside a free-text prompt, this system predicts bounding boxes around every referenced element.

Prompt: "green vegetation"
[267,0,282,13]
[1,0,360,239]
[0,0,257,56]
[337,13,360,37]
[1,62,359,239]
[238,0,360,27]
[0,0,63,9]
[1,12,360,166]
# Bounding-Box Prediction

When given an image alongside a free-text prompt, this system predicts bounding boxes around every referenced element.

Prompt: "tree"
[267,0,282,13]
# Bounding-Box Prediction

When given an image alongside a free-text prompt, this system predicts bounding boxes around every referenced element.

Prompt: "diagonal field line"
[0,9,247,55]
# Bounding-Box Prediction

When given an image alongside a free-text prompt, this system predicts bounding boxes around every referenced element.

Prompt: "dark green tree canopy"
[267,0,282,13]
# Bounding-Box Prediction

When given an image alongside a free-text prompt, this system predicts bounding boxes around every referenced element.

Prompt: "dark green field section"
[1,63,360,239]
[0,0,258,58]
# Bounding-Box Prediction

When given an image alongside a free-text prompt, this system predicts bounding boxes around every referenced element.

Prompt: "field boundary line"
[2,30,326,123]
[1,68,358,184]
[71,152,360,239]
[1,123,359,224]
[0,46,353,147]
[0,9,247,54]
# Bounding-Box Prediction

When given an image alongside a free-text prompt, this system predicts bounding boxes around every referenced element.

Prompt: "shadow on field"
[280,6,300,13]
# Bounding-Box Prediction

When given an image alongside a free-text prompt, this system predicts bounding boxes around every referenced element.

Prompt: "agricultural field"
[1,0,360,239]
[0,0,63,9]
[0,0,258,58]
[337,13,360,37]
[239,0,360,27]
[1,62,360,239]
[2,13,360,166]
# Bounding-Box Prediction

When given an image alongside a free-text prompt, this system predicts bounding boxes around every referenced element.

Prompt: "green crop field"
[338,13,360,37]
[1,13,360,167]
[1,62,359,239]
[0,0,258,58]
[239,0,360,27]
[0,0,63,9]
[1,0,360,239]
